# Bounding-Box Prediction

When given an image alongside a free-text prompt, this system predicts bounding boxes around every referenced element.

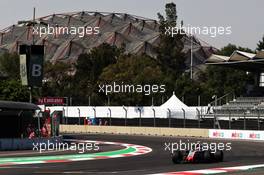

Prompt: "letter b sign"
[32,64,42,77]
[29,45,44,87]
[19,45,44,87]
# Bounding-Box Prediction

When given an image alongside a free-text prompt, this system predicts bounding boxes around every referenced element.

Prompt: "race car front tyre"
[172,151,183,164]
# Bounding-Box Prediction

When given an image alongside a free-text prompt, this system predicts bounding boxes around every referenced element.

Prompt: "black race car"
[171,149,224,164]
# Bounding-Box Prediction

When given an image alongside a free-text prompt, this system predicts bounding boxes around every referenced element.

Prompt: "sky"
[0,0,263,50]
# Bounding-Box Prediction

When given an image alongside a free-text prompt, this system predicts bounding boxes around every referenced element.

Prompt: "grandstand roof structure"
[206,50,264,72]
[0,11,216,65]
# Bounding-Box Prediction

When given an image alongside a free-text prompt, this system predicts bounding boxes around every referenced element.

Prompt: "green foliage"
[173,74,202,105]
[165,3,177,25]
[157,2,186,79]
[158,3,177,27]
[75,43,121,82]
[42,62,72,97]
[72,43,122,105]
[257,35,264,51]
[0,79,29,101]
[202,67,250,97]
[0,52,20,79]
[98,54,167,105]
[217,43,254,55]
[0,53,31,102]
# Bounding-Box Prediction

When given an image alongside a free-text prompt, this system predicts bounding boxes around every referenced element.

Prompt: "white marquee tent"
[160,92,188,109]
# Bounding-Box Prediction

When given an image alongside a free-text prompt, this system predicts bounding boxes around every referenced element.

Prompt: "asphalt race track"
[1,134,264,175]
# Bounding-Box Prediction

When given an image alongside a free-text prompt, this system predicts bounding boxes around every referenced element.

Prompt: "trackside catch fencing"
[42,105,264,130]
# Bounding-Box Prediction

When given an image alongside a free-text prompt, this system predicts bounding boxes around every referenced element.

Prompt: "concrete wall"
[60,125,209,138]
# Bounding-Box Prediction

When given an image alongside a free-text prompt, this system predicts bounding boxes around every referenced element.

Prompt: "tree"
[40,43,123,105]
[157,2,186,79]
[42,61,72,97]
[75,43,121,82]
[257,35,264,51]
[73,43,122,105]
[98,54,168,105]
[158,3,177,27]
[0,52,20,79]
[0,52,32,102]
[0,79,29,101]
[174,74,204,106]
[217,43,254,55]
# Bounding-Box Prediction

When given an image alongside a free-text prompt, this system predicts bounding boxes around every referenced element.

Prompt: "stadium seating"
[203,97,264,130]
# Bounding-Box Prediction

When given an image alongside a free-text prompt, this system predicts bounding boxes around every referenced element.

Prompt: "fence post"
[152,107,156,127]
[63,107,66,124]
[257,109,260,130]
[196,108,200,128]
[213,109,216,129]
[138,108,142,126]
[243,110,246,130]
[65,97,69,124]
[123,106,127,126]
[228,109,231,129]
[182,108,186,128]
[213,95,217,129]
[108,108,112,126]
[167,108,171,128]
[37,111,41,137]
[93,107,96,125]
[77,108,80,125]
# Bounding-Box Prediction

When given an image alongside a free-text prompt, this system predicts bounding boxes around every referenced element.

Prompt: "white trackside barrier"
[42,106,201,120]
[39,94,206,120]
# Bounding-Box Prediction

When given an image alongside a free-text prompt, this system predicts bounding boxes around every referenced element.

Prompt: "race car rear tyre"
[203,151,211,163]
[172,151,183,164]
[215,150,224,162]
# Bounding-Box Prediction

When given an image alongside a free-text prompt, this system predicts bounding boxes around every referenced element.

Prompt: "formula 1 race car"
[171,149,224,164]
